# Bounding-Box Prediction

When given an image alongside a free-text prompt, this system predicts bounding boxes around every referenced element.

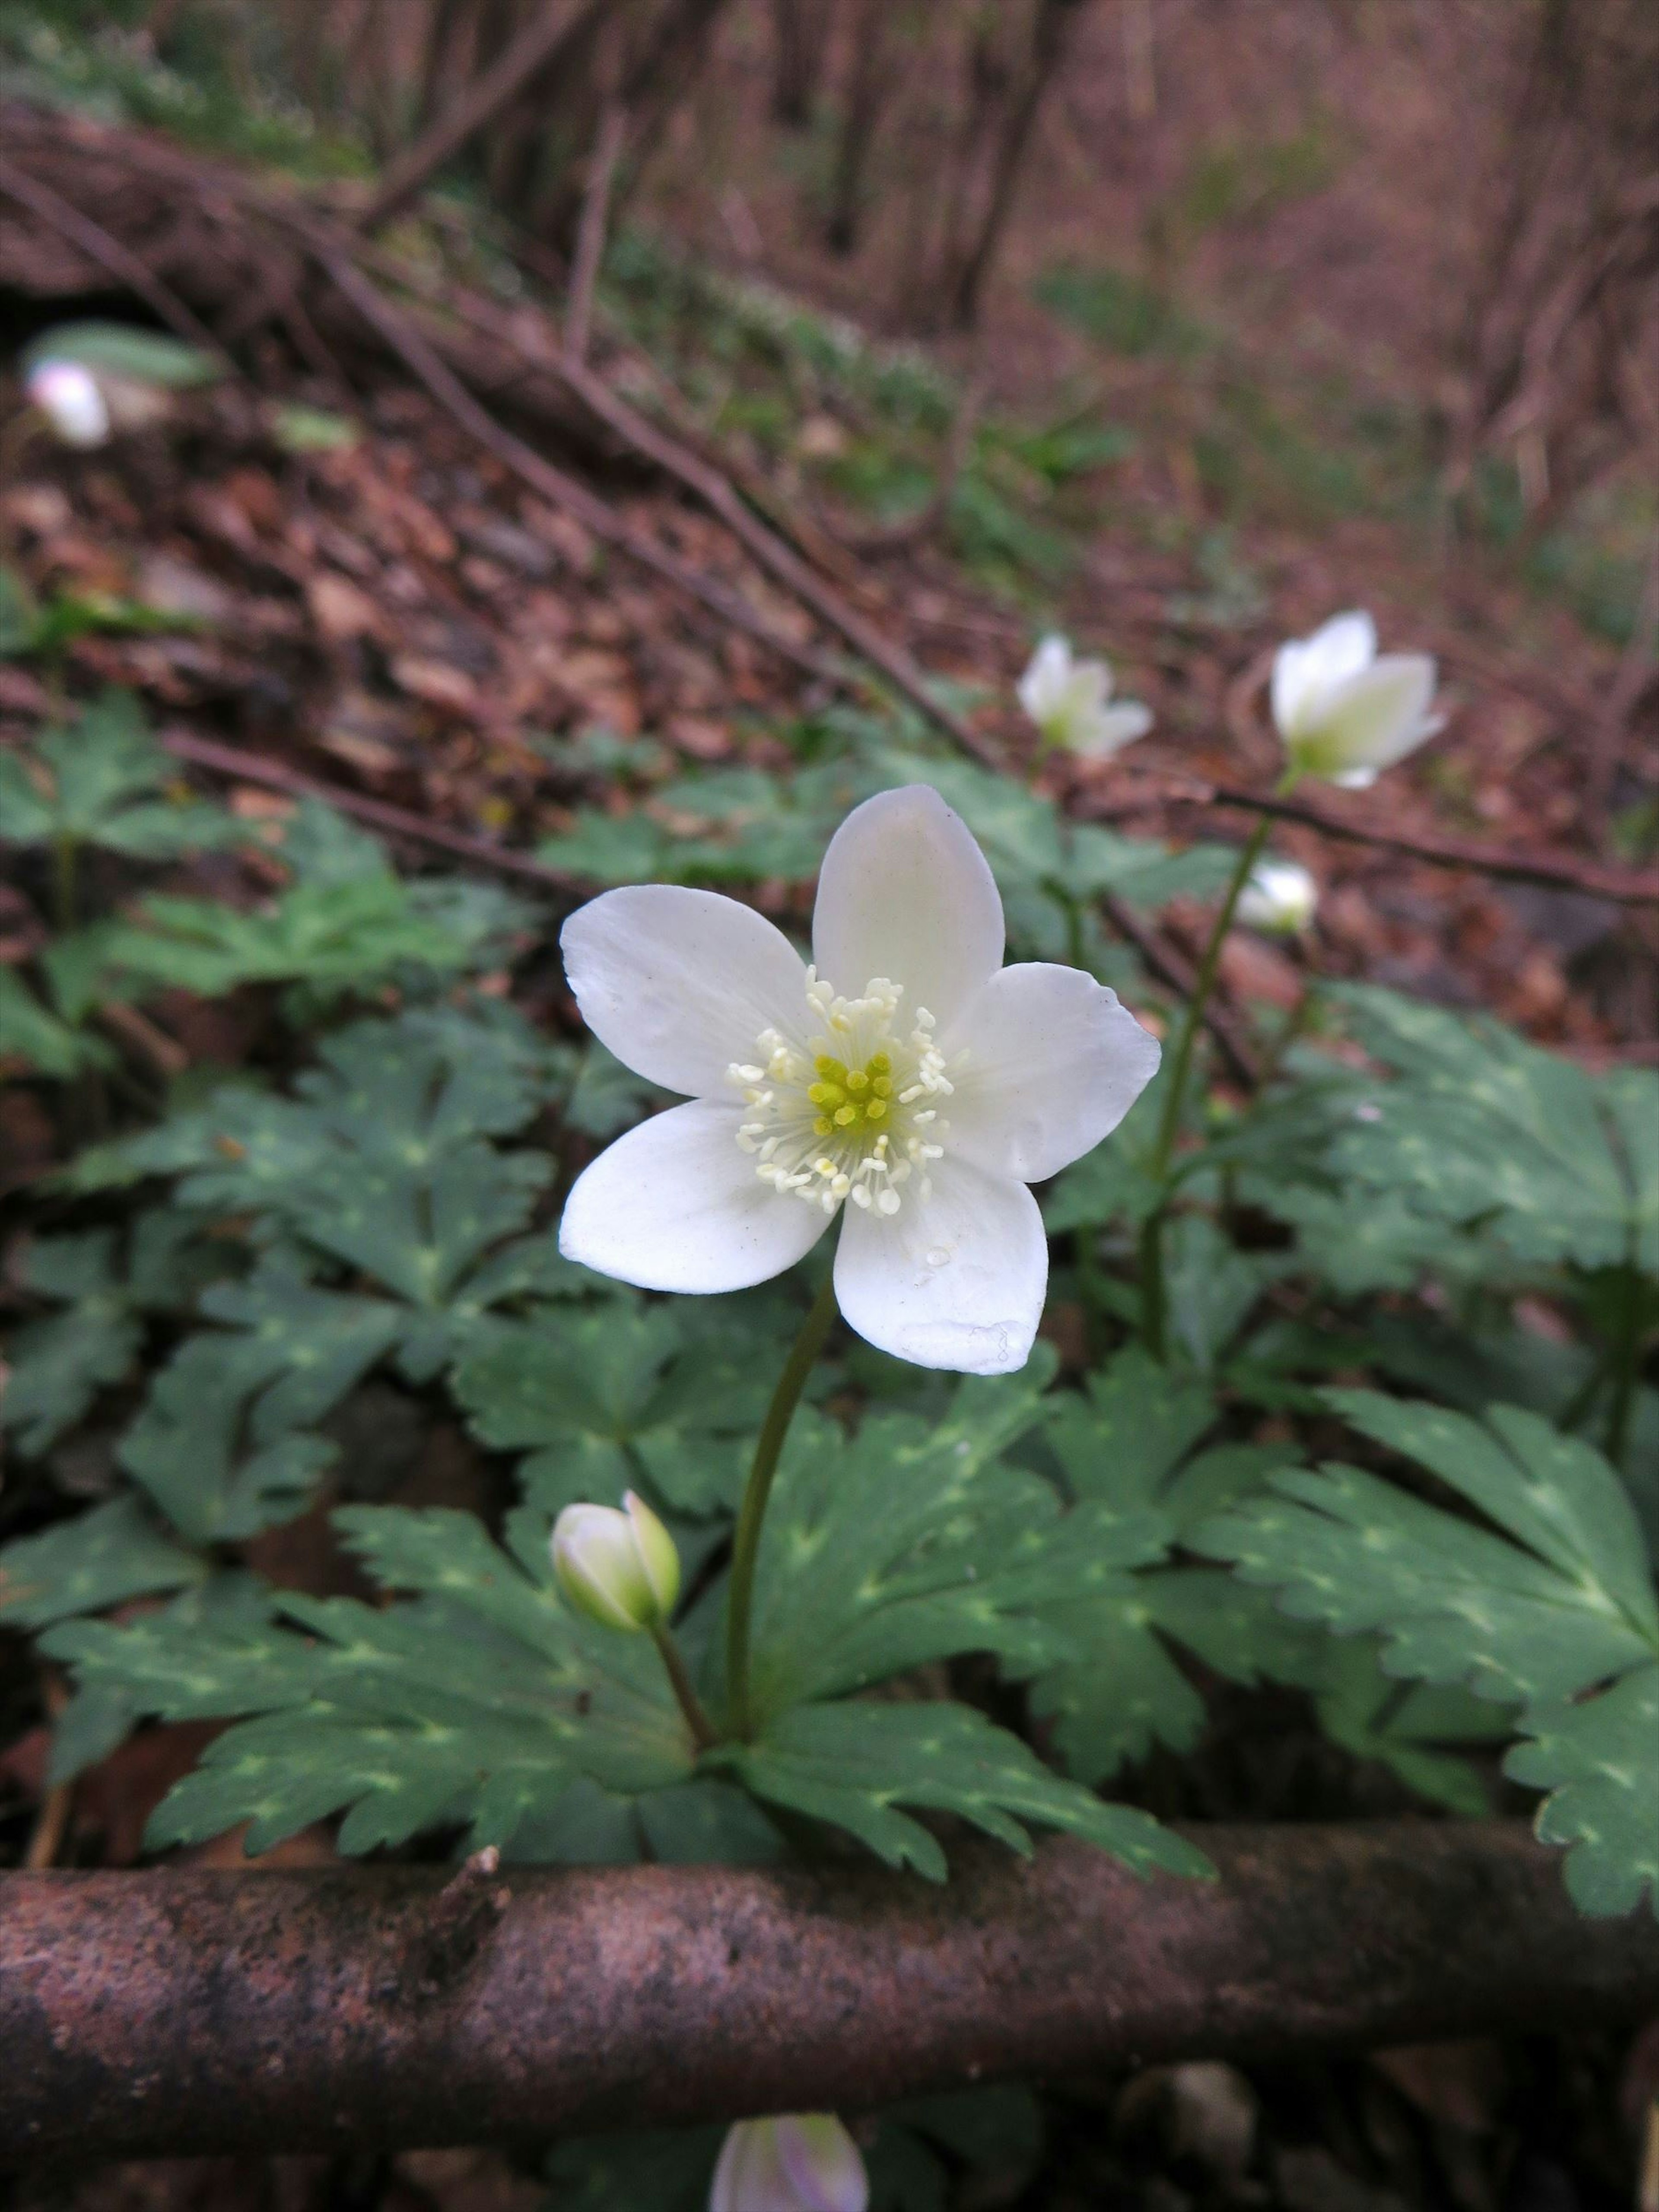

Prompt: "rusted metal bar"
[3,1822,1655,2161]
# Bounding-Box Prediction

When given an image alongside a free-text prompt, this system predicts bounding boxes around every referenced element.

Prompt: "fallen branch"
[0,153,229,365]
[3,1823,1653,2160]
[1093,772,1659,908]
[158,728,586,897]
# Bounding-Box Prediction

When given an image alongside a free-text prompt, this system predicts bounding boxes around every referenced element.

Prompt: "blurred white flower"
[558,785,1160,1375]
[1017,634,1152,761]
[1236,856,1318,935]
[710,2116,868,2212]
[1271,610,1440,788]
[551,1491,680,1632]
[25,360,110,448]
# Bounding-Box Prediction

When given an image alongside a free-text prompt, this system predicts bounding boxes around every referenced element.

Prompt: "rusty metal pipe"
[3,1822,1656,2161]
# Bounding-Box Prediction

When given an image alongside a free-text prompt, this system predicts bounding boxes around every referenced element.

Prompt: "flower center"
[728,969,953,1218]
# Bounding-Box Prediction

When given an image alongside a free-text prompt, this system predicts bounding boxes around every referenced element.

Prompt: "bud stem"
[649,1625,720,1752]
[1140,773,1298,1361]
[725,1268,840,1742]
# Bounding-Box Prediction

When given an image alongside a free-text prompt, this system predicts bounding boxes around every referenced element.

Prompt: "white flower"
[1017,635,1152,761]
[1236,856,1318,935]
[710,2116,868,2212]
[558,785,1160,1375]
[551,1492,680,1632]
[25,360,110,448]
[1270,610,1440,788]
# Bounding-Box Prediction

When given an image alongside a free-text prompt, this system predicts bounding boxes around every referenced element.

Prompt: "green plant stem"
[725,1268,839,1741]
[650,1626,719,1753]
[52,832,78,936]
[1606,1257,1644,1471]
[1138,794,1287,1361]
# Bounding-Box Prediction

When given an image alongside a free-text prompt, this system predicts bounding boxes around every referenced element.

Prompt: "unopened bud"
[710,2115,868,2212]
[551,1491,680,1633]
[25,360,111,448]
[1236,856,1318,935]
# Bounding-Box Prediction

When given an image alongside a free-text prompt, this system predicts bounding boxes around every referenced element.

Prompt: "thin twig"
[22,1676,71,1872]
[0,155,230,366]
[308,237,850,692]
[159,728,586,894]
[1090,772,1659,908]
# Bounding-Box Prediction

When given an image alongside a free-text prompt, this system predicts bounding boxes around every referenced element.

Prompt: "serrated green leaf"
[450,1299,769,1516]
[0,1496,205,1629]
[1508,1663,1659,1917]
[0,965,112,1077]
[0,691,242,858]
[739,1355,1141,1725]
[719,1699,1211,1883]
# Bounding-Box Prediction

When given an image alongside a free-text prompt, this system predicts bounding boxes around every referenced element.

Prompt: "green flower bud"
[551,1491,680,1633]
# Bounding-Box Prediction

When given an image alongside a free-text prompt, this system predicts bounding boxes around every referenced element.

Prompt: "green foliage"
[718,1698,1210,1885]
[1197,1392,1659,1915]
[1033,262,1211,359]
[0,691,242,860]
[21,321,221,389]
[1026,1352,1508,1813]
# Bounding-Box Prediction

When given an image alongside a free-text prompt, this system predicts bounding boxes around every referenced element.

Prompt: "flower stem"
[1138,798,1284,1362]
[725,1267,839,1741]
[1606,1257,1645,1471]
[650,1625,719,1753]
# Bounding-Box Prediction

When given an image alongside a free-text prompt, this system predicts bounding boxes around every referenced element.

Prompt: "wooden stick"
[3,1824,1654,2158]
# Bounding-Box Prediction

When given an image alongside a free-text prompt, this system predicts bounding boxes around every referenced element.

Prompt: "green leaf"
[740,1355,1149,1726]
[718,1699,1211,1883]
[1319,984,1659,1275]
[54,1503,697,1858]
[23,321,221,389]
[0,966,112,1077]
[0,691,241,858]
[0,1215,227,1456]
[0,1497,205,1629]
[450,1297,775,1516]
[1509,1662,1659,1917]
[118,1336,338,1545]
[1196,1393,1659,1913]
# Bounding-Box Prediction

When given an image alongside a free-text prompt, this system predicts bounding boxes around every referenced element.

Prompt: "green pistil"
[808,1052,894,1141]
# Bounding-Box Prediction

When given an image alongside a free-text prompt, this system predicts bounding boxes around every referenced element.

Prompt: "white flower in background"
[24,359,110,448]
[550,1492,680,1632]
[559,785,1160,1375]
[1236,856,1318,935]
[710,2115,868,2212]
[1017,634,1152,761]
[1271,610,1440,788]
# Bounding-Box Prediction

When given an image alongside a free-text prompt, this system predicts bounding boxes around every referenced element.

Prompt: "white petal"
[1017,634,1072,720]
[559,1100,829,1293]
[1300,654,1437,781]
[941,962,1160,1184]
[833,1156,1047,1375]
[561,885,807,1097]
[1073,699,1153,759]
[777,2117,868,2212]
[1271,609,1376,738]
[813,785,1003,1027]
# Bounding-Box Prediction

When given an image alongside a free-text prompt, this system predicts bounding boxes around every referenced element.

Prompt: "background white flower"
[710,2115,868,2212]
[1236,855,1318,935]
[1271,610,1440,788]
[559,784,1160,1375]
[1017,634,1152,760]
[25,359,111,448]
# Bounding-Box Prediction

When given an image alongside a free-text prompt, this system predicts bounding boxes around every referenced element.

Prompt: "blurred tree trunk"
[1453,0,1659,534]
[770,0,833,127]
[824,0,893,255]
[935,0,1089,329]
